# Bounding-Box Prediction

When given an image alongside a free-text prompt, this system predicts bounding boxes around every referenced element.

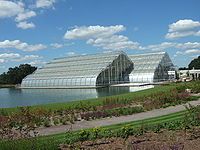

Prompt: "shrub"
[44,119,51,127]
[78,129,90,142]
[61,117,69,125]
[53,118,60,125]
[91,127,102,139]
[119,125,134,139]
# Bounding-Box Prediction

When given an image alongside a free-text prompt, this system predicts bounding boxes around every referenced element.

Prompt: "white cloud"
[0,0,58,30]
[185,49,200,54]
[66,52,76,56]
[0,53,43,64]
[50,43,63,48]
[176,51,184,55]
[140,42,176,51]
[0,59,5,63]
[36,0,56,8]
[0,40,47,52]
[28,60,46,66]
[165,31,198,39]
[13,55,42,62]
[16,21,35,29]
[0,53,20,60]
[64,25,140,50]
[15,10,36,22]
[195,30,200,36]
[142,42,200,52]
[0,53,20,63]
[175,49,200,55]
[168,19,200,32]
[165,19,200,39]
[87,35,139,50]
[176,42,200,49]
[64,25,125,39]
[0,1,24,18]
[0,1,35,29]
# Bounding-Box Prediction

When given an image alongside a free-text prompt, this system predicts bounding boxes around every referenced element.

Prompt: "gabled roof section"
[129,52,168,74]
[26,51,125,79]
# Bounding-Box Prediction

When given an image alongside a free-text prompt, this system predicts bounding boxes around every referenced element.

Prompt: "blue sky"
[0,0,200,73]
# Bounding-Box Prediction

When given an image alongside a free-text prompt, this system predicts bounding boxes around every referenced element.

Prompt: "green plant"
[91,127,102,140]
[61,117,69,125]
[44,119,51,127]
[78,129,90,142]
[53,118,60,125]
[119,125,133,139]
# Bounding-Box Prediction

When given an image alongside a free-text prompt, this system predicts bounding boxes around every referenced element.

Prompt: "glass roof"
[25,51,125,78]
[129,52,171,74]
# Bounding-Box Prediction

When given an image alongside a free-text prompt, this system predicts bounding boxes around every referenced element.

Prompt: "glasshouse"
[21,51,134,88]
[129,52,174,83]
[21,51,175,88]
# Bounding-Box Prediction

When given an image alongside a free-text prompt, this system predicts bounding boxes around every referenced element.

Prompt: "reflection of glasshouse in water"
[129,52,174,83]
[21,51,133,88]
[21,51,174,88]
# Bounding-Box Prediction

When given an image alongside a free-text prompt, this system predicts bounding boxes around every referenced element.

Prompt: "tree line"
[179,56,200,70]
[0,64,37,85]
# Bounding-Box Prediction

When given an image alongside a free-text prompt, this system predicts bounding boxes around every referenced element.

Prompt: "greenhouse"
[21,51,134,88]
[129,52,174,83]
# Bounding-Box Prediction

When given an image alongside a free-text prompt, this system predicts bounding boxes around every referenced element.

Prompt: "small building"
[178,69,200,81]
[189,69,200,80]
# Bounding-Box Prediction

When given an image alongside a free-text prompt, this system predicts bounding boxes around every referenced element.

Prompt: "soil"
[59,127,200,150]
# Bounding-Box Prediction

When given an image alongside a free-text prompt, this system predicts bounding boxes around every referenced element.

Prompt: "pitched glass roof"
[129,52,170,73]
[27,51,125,78]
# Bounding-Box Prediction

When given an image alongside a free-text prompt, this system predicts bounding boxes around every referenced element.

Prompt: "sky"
[0,0,200,73]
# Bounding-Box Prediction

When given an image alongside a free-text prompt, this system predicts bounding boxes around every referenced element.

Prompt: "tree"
[0,64,37,84]
[188,56,200,69]
[179,67,188,70]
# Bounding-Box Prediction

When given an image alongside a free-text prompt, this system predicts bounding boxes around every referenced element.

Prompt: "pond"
[0,85,154,108]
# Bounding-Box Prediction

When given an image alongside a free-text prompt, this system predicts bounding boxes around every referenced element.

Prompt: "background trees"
[178,56,200,70]
[0,64,37,84]
[188,56,200,69]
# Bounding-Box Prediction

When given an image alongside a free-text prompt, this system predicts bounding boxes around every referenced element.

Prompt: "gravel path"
[37,99,200,136]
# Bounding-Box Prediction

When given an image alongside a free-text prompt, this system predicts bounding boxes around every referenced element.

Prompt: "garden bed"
[60,127,200,150]
[1,104,200,150]
[0,81,200,140]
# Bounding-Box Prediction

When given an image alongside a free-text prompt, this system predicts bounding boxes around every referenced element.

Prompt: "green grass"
[0,110,188,150]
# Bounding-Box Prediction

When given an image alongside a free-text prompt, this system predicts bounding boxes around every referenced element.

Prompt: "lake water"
[0,85,154,108]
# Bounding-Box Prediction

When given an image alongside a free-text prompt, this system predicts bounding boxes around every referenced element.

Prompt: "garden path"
[37,98,200,136]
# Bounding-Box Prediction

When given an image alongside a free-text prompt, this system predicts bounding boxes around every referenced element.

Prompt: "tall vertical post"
[116,59,118,83]
[108,68,110,84]
[110,65,113,84]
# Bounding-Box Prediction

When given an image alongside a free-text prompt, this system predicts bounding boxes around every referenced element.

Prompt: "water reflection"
[0,85,154,108]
